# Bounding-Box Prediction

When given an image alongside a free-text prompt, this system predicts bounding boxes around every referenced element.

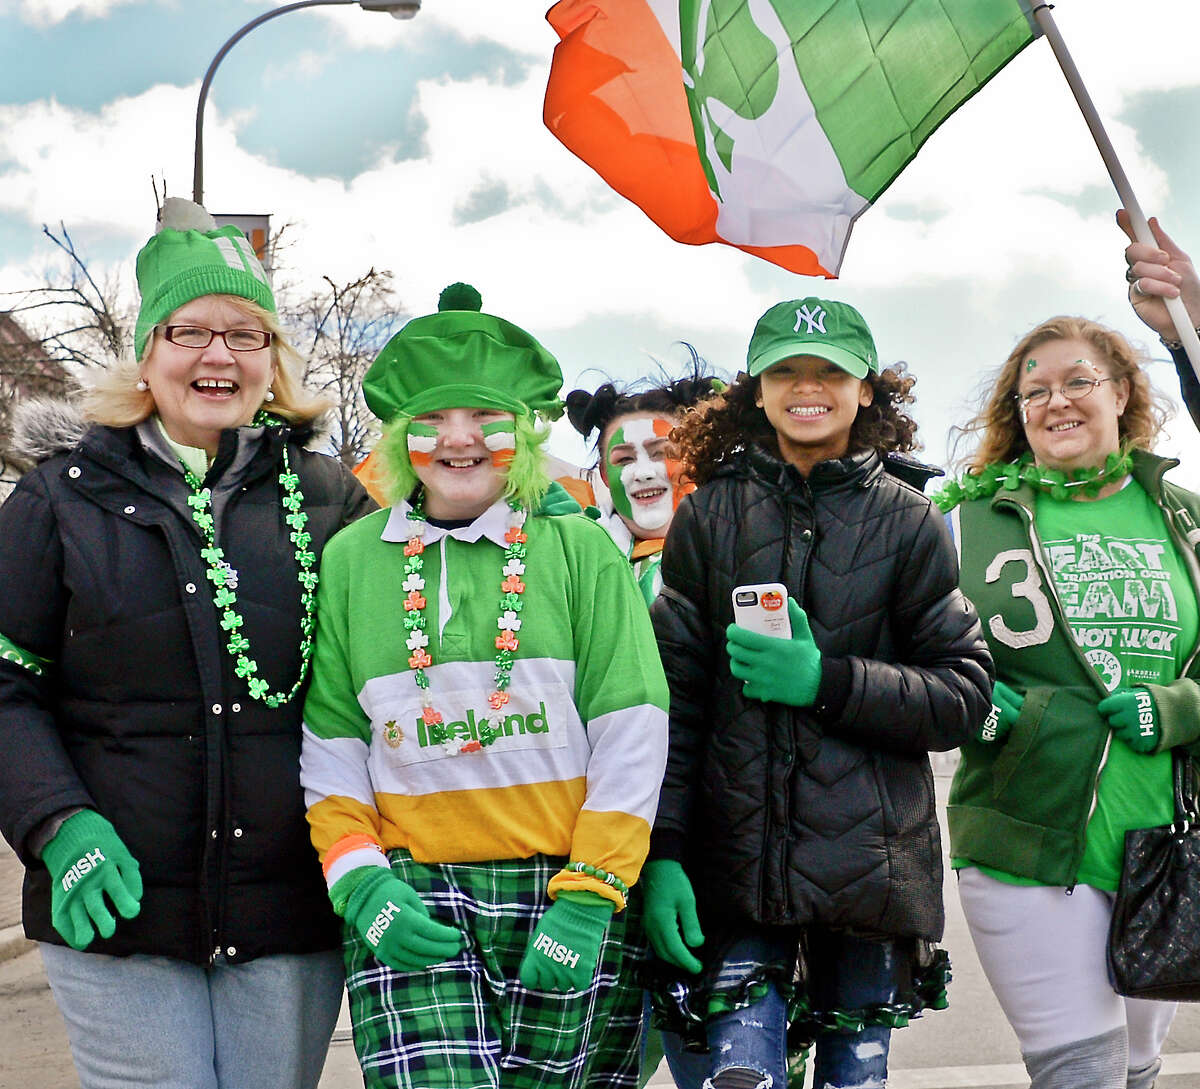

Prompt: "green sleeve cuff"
[329,866,382,917]
[0,630,52,677]
[1143,679,1200,752]
[557,889,615,911]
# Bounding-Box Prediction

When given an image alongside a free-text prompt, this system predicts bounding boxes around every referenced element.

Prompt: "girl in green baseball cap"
[641,296,993,1089]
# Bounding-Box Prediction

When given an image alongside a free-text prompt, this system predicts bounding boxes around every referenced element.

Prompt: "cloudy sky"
[1,0,1198,480]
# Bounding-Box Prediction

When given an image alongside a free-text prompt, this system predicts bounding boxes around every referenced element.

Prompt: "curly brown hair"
[673,364,920,485]
[953,315,1170,473]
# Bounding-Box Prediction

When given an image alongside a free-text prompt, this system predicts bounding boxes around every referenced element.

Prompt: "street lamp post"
[193,0,420,205]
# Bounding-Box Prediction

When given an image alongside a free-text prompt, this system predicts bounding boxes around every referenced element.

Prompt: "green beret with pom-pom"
[438,282,482,312]
[363,282,563,422]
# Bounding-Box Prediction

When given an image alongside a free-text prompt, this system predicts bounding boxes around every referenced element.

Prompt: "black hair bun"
[564,383,620,437]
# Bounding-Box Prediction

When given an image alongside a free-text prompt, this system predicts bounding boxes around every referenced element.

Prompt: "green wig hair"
[375,411,552,512]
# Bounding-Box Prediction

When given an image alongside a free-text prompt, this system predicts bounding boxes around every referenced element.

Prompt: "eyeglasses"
[1014,375,1112,411]
[158,325,273,352]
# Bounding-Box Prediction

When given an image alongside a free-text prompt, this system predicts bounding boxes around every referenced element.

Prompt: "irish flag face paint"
[406,408,516,521]
[407,421,439,467]
[407,416,516,469]
[604,415,690,538]
[481,419,517,469]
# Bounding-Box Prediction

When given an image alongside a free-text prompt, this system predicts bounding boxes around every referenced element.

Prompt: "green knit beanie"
[362,283,564,422]
[134,198,276,360]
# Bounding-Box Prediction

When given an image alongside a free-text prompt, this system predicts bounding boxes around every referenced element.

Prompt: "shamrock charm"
[495,631,519,652]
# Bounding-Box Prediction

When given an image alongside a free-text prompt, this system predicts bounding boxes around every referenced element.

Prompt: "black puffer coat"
[650,445,992,941]
[0,410,375,962]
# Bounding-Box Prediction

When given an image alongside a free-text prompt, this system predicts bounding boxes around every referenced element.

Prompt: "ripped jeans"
[663,929,896,1089]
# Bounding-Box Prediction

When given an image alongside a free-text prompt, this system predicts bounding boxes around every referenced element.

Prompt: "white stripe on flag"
[696,0,867,264]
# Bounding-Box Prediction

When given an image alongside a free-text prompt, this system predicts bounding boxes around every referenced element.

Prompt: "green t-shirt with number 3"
[962,478,1196,890]
[1032,479,1190,887]
[1034,479,1193,890]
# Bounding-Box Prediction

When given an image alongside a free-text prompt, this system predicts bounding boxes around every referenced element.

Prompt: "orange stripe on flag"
[544,0,831,277]
[545,0,716,244]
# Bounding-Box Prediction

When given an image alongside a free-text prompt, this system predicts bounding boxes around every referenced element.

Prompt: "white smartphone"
[731,583,791,639]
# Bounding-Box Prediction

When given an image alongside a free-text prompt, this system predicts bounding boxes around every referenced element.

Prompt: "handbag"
[1108,749,1200,1001]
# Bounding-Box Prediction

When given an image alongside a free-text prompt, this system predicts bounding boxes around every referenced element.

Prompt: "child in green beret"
[300,284,669,1088]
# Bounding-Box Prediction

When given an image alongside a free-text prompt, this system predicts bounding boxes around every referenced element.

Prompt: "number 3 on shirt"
[984,548,1054,649]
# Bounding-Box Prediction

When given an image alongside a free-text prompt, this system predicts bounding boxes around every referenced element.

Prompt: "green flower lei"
[180,411,317,708]
[932,451,1133,514]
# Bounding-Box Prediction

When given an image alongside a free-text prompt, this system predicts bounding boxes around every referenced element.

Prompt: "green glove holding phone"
[726,598,821,707]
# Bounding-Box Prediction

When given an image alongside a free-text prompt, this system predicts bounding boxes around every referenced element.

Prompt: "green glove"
[978,680,1024,744]
[340,866,465,972]
[40,810,142,951]
[536,480,583,516]
[726,598,821,707]
[518,892,614,992]
[642,859,705,974]
[1098,687,1161,753]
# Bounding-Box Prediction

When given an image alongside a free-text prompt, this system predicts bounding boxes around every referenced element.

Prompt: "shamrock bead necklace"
[402,492,527,756]
[180,411,317,708]
[932,451,1133,513]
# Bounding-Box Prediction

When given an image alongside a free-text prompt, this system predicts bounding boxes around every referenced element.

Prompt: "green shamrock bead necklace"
[180,411,317,708]
[400,491,528,756]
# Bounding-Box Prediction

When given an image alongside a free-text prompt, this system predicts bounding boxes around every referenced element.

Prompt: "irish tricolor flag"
[544,0,1041,277]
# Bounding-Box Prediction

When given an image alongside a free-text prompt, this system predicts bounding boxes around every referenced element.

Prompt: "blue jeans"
[662,930,898,1089]
[40,943,344,1089]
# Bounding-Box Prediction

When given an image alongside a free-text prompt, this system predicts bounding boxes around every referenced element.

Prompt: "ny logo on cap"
[794,304,826,335]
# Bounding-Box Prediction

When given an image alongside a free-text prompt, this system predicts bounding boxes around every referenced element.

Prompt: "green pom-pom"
[438,282,482,312]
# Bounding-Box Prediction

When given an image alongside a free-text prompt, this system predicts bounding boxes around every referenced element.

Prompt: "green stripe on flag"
[481,421,516,437]
[774,0,1038,202]
[407,422,439,437]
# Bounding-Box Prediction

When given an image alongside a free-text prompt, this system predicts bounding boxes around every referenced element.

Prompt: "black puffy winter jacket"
[649,445,993,941]
[0,411,375,962]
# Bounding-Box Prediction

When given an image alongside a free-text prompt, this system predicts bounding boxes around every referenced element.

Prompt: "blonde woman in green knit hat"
[0,198,375,1089]
[300,284,670,1088]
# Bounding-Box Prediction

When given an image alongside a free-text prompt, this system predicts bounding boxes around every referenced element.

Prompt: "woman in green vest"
[942,315,1198,1089]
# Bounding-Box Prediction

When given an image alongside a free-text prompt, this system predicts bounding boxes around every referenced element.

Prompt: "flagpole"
[1030,3,1200,379]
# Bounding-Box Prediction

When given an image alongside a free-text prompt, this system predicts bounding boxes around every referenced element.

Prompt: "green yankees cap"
[747,297,879,379]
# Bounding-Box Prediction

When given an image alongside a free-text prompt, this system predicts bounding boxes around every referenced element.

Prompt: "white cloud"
[8,0,153,25]
[1,0,1199,475]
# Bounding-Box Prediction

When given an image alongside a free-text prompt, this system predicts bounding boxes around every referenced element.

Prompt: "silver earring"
[264,389,275,402]
[135,379,149,392]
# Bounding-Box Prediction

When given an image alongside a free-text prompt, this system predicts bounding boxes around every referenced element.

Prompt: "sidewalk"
[0,838,32,962]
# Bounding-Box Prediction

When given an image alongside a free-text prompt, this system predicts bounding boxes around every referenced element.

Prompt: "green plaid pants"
[345,850,646,1088]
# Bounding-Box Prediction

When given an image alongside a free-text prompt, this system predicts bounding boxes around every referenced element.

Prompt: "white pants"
[957,868,1175,1086]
